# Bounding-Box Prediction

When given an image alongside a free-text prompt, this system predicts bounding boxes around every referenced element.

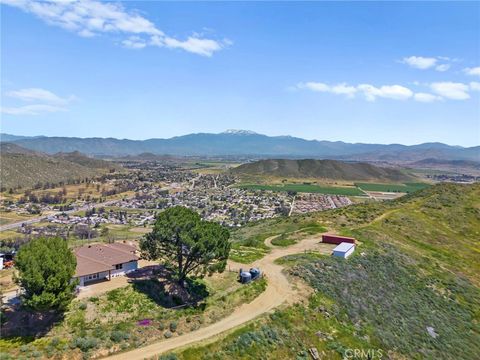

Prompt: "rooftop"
[74,242,138,277]
[333,242,355,253]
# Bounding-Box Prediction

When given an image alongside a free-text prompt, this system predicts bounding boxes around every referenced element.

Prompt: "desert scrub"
[290,244,480,359]
[169,321,178,332]
[229,244,269,263]
[270,233,295,247]
[70,336,98,353]
[110,330,130,343]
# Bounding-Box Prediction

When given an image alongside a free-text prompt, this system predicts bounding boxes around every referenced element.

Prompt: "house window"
[87,273,98,280]
[115,264,123,270]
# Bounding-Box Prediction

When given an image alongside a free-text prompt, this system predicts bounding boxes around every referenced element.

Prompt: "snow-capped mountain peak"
[222,129,259,135]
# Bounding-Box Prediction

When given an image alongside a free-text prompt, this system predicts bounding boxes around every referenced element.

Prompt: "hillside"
[231,158,414,182]
[0,146,120,189]
[53,151,121,170]
[409,158,480,173]
[0,142,43,156]
[172,183,480,360]
[2,131,478,161]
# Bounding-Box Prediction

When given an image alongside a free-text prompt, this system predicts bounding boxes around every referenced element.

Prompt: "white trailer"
[332,242,355,259]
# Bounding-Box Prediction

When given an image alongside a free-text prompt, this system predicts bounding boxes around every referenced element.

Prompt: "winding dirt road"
[104,234,334,360]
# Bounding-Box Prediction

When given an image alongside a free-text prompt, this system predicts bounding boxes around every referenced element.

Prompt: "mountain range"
[1,130,478,162]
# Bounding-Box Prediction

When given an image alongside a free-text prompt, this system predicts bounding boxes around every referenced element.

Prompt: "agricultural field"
[355,182,430,193]
[0,271,267,360]
[238,183,365,196]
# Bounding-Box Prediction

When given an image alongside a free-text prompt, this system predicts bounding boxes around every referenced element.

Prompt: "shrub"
[49,338,60,348]
[0,354,14,360]
[78,302,87,310]
[164,331,173,339]
[110,330,130,343]
[19,345,31,353]
[169,321,178,332]
[71,336,98,352]
[159,354,178,360]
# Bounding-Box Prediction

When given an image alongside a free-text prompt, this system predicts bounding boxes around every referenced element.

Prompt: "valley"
[1,2,479,359]
[1,145,478,359]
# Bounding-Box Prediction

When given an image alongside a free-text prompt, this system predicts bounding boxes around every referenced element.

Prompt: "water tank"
[250,268,261,280]
[240,271,252,283]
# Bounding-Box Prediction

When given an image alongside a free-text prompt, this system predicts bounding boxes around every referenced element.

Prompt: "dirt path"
[104,234,332,360]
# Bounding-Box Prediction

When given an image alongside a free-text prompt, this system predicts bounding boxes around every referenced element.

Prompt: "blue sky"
[1,1,479,146]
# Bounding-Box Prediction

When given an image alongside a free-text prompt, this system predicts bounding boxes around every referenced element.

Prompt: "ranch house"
[73,242,138,287]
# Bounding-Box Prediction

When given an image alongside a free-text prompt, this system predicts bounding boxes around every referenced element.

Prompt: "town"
[0,161,355,249]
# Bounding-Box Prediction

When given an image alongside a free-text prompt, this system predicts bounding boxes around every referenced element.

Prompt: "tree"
[140,207,230,286]
[14,237,77,311]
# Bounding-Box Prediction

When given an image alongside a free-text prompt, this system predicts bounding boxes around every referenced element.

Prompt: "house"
[332,242,355,259]
[73,242,139,286]
[322,234,356,245]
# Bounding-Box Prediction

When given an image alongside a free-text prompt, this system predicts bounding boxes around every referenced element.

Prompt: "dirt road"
[104,234,333,360]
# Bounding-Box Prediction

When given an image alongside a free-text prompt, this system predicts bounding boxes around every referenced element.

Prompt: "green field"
[238,183,365,196]
[355,182,429,193]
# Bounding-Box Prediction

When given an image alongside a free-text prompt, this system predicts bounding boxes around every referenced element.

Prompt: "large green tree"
[140,206,230,285]
[14,237,77,311]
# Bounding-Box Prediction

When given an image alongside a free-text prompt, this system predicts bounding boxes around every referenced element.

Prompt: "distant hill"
[409,158,480,170]
[1,131,478,161]
[119,152,179,161]
[231,159,414,182]
[0,142,43,156]
[0,145,120,189]
[53,151,121,170]
[0,133,43,142]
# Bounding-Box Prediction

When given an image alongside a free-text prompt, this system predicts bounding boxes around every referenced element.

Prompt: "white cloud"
[5,88,74,104]
[298,82,330,92]
[1,104,67,115]
[357,84,413,101]
[401,56,452,72]
[402,56,437,69]
[463,67,480,77]
[430,82,470,100]
[297,80,478,103]
[330,83,357,98]
[297,82,357,98]
[413,93,441,103]
[163,36,224,57]
[3,87,76,115]
[435,64,450,72]
[470,82,480,91]
[122,36,147,49]
[1,0,228,56]
[297,82,412,101]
